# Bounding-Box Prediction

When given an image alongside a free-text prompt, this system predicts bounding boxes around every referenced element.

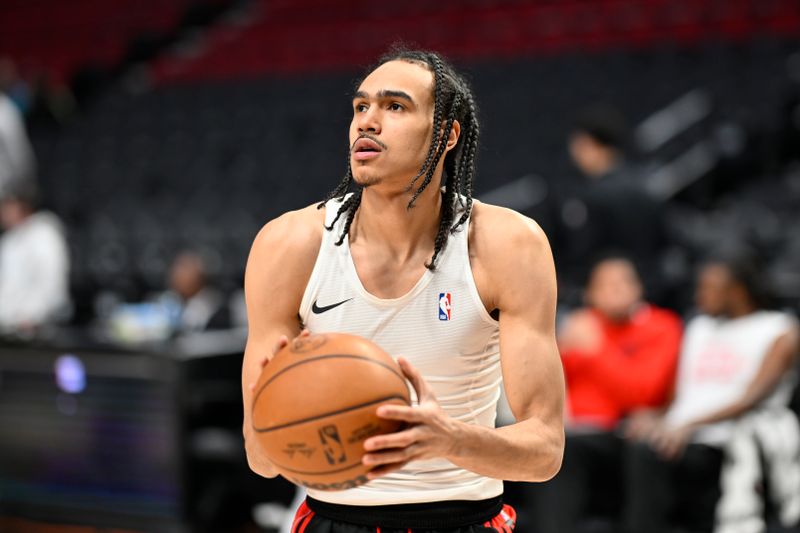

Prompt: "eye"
[354,103,368,113]
[388,102,404,111]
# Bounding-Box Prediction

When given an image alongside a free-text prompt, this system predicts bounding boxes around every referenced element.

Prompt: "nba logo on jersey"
[438,292,452,321]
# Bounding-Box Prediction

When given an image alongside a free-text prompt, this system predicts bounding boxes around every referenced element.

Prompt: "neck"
[352,177,443,264]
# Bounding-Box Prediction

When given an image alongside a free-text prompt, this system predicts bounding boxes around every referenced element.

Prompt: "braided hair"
[317,47,480,269]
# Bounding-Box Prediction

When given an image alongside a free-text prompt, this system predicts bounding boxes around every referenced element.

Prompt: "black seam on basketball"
[252,354,407,408]
[252,394,409,433]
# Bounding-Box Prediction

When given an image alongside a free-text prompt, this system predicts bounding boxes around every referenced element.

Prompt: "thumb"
[397,357,433,402]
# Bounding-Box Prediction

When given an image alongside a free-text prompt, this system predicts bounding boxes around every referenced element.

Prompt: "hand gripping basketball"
[248,329,311,393]
[250,332,411,491]
[362,357,464,479]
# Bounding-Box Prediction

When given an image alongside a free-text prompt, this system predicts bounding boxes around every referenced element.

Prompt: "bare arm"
[459,207,565,481]
[241,205,322,478]
[365,205,565,482]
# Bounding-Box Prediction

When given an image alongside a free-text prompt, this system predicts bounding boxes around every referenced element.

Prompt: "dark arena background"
[1,1,800,532]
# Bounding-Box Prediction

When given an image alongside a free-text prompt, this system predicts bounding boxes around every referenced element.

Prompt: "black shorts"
[291,496,516,532]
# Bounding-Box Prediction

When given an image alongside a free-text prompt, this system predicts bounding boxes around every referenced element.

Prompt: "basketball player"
[242,48,565,532]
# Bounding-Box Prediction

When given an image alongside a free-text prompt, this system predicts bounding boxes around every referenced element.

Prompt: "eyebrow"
[353,89,415,105]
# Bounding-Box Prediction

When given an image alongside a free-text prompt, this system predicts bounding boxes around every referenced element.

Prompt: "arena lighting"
[54,353,86,394]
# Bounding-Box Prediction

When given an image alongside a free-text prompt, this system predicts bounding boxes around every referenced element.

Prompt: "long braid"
[407,53,445,191]
[318,156,355,230]
[320,46,480,270]
[451,91,478,202]
[334,186,362,245]
[427,148,461,268]
[408,91,462,208]
[452,91,480,231]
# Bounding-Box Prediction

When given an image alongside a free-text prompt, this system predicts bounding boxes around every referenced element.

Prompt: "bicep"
[494,221,563,425]
[500,312,564,424]
[240,215,319,412]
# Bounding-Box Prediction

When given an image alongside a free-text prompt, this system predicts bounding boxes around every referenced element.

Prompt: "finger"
[364,427,420,451]
[375,404,425,424]
[363,444,420,467]
[299,329,311,337]
[272,335,289,355]
[366,460,411,480]
[397,357,432,401]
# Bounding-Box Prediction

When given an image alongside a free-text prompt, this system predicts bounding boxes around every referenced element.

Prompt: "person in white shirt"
[0,179,70,332]
[623,250,799,533]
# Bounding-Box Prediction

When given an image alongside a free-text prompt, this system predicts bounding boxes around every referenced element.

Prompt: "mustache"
[350,133,388,152]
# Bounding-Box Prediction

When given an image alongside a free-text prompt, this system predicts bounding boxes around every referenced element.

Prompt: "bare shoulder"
[469,201,552,266]
[249,203,325,268]
[245,203,326,308]
[469,201,556,313]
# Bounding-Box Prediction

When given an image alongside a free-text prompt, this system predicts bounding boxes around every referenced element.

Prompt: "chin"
[352,173,382,187]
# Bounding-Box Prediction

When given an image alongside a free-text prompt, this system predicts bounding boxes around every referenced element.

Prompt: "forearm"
[684,396,762,430]
[448,418,563,482]
[242,355,279,479]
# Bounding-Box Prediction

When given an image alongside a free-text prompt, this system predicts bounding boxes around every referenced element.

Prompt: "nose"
[356,105,380,134]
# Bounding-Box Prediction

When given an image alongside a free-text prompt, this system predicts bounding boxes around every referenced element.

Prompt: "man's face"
[568,131,615,179]
[695,263,733,317]
[349,60,436,188]
[169,254,205,300]
[585,259,643,321]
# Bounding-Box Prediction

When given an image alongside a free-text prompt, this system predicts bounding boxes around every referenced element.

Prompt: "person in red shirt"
[530,255,682,533]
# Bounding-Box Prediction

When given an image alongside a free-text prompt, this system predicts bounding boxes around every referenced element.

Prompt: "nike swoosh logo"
[311,298,353,314]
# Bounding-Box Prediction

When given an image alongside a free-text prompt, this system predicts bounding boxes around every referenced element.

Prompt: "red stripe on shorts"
[292,501,315,533]
[487,503,517,532]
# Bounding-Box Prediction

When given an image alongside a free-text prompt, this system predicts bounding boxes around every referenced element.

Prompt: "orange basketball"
[251,332,410,491]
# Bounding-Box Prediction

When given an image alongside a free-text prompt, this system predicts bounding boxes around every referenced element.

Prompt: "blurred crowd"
[513,252,800,533]
[505,100,800,532]
[2,39,800,533]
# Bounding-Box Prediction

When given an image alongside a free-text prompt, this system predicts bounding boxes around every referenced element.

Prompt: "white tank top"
[665,310,797,446]
[298,195,504,505]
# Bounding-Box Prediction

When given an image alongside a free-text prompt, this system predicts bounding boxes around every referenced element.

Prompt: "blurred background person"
[526,254,682,533]
[0,177,70,334]
[107,250,231,343]
[624,249,800,533]
[558,105,669,306]
[0,88,34,191]
[159,250,231,333]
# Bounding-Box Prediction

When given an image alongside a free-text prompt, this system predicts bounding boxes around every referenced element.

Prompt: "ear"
[444,119,461,153]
